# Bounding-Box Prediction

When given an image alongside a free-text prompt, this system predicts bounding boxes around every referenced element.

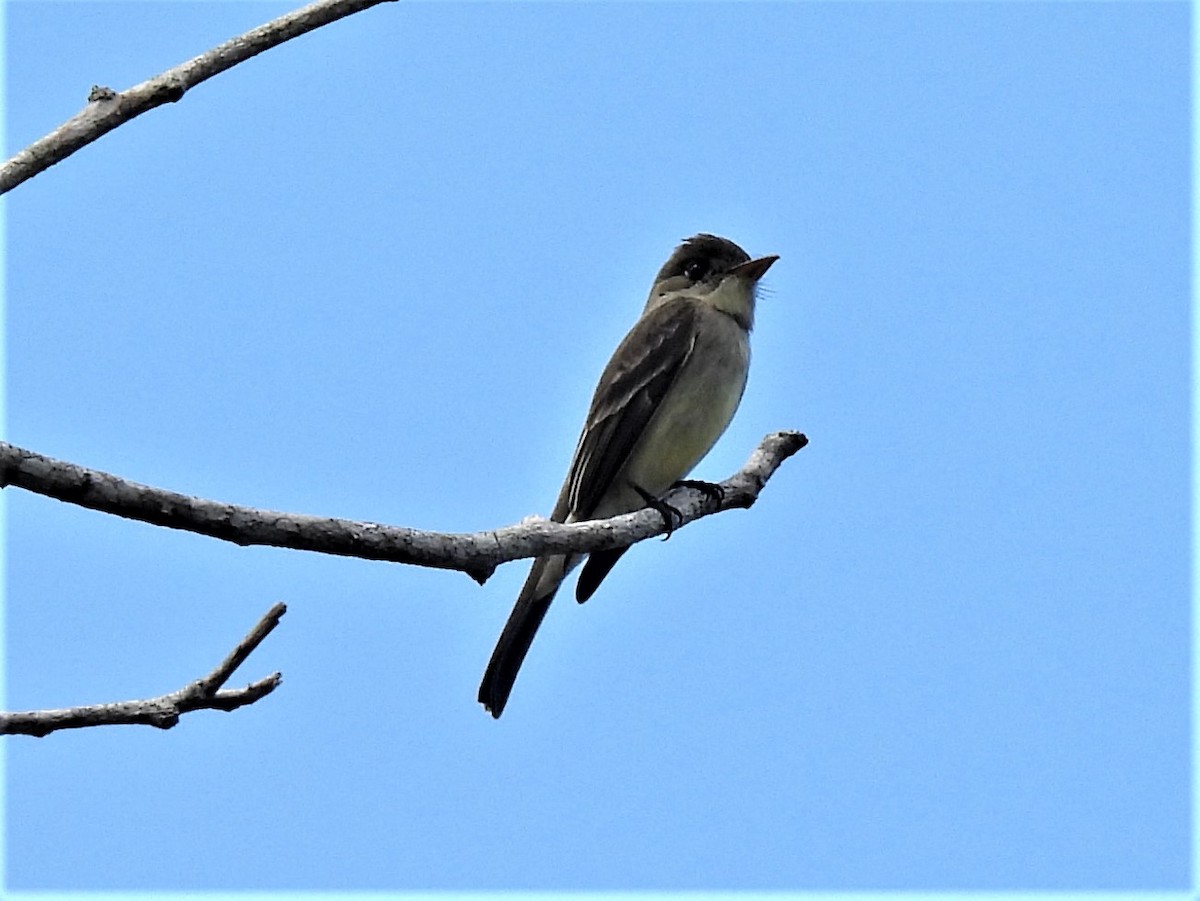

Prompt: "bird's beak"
[729,254,779,283]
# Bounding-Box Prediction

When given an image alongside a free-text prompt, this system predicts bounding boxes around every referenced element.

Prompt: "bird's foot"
[671,479,726,505]
[632,484,684,540]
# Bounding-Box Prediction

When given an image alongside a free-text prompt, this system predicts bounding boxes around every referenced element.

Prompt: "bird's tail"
[478,554,570,718]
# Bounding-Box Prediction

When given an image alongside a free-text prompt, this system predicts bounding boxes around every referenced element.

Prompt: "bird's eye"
[682,259,708,281]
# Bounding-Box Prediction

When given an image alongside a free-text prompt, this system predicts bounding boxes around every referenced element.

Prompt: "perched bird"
[479,234,778,717]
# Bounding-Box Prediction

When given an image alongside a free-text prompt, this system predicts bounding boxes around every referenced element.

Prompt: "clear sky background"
[2,1,1189,894]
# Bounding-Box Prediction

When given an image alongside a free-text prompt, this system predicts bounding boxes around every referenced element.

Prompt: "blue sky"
[2,1,1190,894]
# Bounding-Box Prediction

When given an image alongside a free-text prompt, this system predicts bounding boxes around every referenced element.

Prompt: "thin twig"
[0,603,286,737]
[0,432,807,585]
[0,0,394,195]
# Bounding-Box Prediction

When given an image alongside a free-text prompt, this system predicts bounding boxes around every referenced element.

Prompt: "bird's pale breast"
[607,308,750,512]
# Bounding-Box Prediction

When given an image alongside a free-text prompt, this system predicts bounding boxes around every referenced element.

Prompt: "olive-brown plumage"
[478,234,777,717]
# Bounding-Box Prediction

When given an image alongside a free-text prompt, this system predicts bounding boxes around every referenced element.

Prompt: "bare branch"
[0,0,394,195]
[0,603,286,737]
[192,602,287,697]
[0,431,807,584]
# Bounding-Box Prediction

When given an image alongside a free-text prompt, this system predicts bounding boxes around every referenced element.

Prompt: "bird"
[478,234,778,717]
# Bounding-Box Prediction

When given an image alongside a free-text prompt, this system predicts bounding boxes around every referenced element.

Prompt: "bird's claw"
[671,479,725,505]
[632,484,684,539]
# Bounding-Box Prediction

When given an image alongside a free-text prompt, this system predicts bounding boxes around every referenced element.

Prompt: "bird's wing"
[559,297,699,519]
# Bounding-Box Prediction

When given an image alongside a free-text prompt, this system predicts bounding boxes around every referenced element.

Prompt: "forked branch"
[0,603,286,737]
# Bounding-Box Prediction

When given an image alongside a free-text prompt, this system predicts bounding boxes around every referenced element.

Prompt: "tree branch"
[0,603,286,737]
[0,0,394,196]
[0,431,808,585]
